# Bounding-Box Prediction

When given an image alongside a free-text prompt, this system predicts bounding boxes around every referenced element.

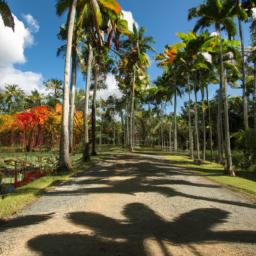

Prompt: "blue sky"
[1,0,252,111]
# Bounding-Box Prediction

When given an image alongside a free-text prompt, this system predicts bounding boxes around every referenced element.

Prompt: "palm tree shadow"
[0,213,54,232]
[27,203,256,256]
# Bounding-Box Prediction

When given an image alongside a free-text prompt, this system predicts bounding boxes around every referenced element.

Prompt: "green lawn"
[0,151,109,219]
[165,154,256,198]
[0,173,69,218]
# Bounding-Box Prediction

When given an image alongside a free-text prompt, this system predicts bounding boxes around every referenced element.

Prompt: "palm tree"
[189,0,236,176]
[206,84,214,160]
[0,0,14,31]
[120,25,154,151]
[232,0,250,130]
[76,0,126,160]
[154,72,181,152]
[44,79,63,106]
[163,32,213,159]
[57,24,80,153]
[56,0,78,172]
[4,84,25,113]
[79,42,94,161]
[26,89,43,108]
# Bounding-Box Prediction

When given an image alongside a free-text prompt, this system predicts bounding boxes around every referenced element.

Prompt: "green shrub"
[234,129,256,168]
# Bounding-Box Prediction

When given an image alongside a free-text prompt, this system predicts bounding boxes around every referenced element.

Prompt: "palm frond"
[0,0,14,31]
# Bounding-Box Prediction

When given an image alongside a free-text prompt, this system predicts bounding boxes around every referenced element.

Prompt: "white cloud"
[252,8,256,20]
[0,14,43,93]
[0,15,33,67]
[97,73,122,100]
[122,10,139,32]
[22,14,40,33]
[0,67,43,94]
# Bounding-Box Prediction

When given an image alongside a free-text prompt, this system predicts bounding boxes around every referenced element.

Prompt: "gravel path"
[0,153,256,256]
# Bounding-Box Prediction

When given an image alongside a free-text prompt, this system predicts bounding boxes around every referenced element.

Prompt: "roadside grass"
[0,150,113,219]
[0,173,69,219]
[165,154,256,198]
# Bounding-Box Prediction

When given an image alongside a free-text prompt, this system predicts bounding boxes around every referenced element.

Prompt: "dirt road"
[0,153,256,256]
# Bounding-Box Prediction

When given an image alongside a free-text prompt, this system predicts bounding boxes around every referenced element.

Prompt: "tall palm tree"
[4,84,25,113]
[163,32,213,159]
[189,0,236,176]
[26,89,43,108]
[232,0,250,130]
[44,79,63,106]
[84,44,93,160]
[57,24,81,153]
[0,0,14,31]
[120,25,154,151]
[154,72,181,152]
[56,0,122,164]
[56,0,78,172]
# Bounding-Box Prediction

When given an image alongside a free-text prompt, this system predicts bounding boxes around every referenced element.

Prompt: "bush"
[234,129,256,168]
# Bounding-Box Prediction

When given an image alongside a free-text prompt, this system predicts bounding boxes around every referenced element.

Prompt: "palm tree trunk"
[238,14,249,130]
[91,65,98,156]
[58,0,77,172]
[126,102,129,146]
[161,120,164,151]
[169,114,173,152]
[219,30,235,176]
[69,46,77,153]
[130,69,136,152]
[254,62,256,131]
[217,87,224,163]
[194,85,200,161]
[120,110,125,147]
[188,85,194,160]
[83,43,93,161]
[201,87,206,161]
[206,84,213,160]
[99,101,103,150]
[174,87,178,151]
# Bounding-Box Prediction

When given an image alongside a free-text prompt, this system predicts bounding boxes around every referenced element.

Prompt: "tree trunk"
[174,87,178,151]
[238,15,249,130]
[83,43,93,161]
[169,116,172,152]
[194,85,200,161]
[188,84,194,160]
[99,102,103,150]
[219,30,235,176]
[120,110,125,147]
[126,103,130,147]
[130,69,136,152]
[201,87,206,161]
[69,45,77,153]
[91,65,98,156]
[161,120,164,151]
[58,0,77,172]
[254,63,256,131]
[217,87,224,163]
[206,84,213,160]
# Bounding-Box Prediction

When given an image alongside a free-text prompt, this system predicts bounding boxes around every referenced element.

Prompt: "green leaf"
[116,18,130,35]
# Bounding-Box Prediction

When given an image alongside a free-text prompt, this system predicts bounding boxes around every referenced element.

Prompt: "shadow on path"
[46,154,256,209]
[0,213,53,232]
[27,203,256,256]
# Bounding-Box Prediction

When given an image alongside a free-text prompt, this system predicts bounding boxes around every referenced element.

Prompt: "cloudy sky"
[1,0,251,109]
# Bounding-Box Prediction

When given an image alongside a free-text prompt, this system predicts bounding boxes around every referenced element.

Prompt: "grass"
[0,149,113,219]
[165,154,256,198]
[0,173,70,219]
